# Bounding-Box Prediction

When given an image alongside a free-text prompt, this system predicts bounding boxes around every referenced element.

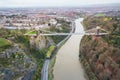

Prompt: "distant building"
[49,19,57,25]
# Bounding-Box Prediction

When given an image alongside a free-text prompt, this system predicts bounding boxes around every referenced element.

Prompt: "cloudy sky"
[0,0,120,7]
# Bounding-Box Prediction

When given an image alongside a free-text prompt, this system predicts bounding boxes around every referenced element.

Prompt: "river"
[53,18,86,80]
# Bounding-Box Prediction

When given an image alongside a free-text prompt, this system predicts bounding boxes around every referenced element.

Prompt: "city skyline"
[0,0,120,8]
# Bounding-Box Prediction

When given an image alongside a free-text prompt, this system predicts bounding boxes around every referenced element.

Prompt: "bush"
[46,45,55,58]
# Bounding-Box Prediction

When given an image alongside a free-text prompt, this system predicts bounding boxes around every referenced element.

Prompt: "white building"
[49,19,57,25]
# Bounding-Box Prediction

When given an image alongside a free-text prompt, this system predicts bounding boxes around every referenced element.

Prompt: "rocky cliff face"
[30,36,47,50]
[36,36,47,49]
[0,44,36,80]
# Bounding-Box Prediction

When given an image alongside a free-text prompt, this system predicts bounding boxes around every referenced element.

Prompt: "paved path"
[41,59,49,80]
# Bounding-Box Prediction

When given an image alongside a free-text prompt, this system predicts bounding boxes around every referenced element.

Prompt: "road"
[41,59,49,80]
[53,18,86,80]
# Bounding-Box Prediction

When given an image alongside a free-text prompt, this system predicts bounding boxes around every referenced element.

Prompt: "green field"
[95,13,105,17]
[25,30,37,35]
[46,45,55,58]
[0,38,11,48]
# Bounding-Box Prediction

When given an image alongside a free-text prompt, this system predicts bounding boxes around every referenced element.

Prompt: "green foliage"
[80,16,120,80]
[0,28,46,79]
[46,45,55,58]
[84,16,120,47]
[15,35,30,47]
[25,30,37,35]
[30,48,46,79]
[0,58,10,67]
[95,13,105,17]
[30,48,46,60]
[0,28,28,38]
[0,38,11,47]
[0,38,11,52]
[48,56,56,80]
[0,28,11,38]
[50,35,66,44]
[103,34,120,48]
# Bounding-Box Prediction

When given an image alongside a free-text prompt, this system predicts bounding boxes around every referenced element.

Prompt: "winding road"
[53,18,86,80]
[41,59,49,80]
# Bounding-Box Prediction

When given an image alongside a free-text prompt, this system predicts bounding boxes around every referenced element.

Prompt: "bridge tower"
[96,26,100,36]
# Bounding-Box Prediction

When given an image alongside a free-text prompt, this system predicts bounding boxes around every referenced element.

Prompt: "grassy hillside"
[0,38,11,47]
[0,38,11,51]
[80,16,120,80]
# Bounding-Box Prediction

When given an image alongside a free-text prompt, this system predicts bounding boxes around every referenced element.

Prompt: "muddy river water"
[53,18,86,80]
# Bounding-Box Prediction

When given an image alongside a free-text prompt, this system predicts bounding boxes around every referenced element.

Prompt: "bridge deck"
[24,32,108,36]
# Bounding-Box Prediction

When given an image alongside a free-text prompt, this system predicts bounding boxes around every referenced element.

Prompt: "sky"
[0,0,120,8]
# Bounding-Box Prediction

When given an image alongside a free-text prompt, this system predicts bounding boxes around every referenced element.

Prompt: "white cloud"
[0,0,120,7]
